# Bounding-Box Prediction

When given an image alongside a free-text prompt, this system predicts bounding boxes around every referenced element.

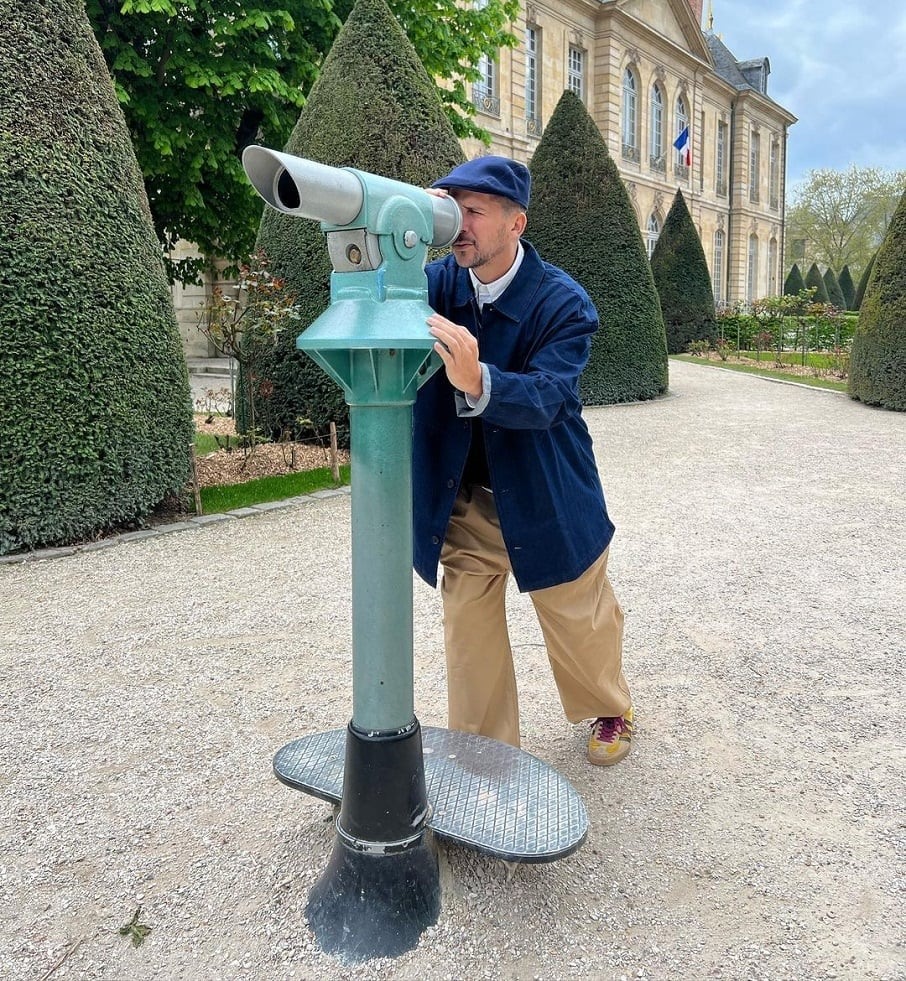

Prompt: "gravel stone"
[1,361,903,980]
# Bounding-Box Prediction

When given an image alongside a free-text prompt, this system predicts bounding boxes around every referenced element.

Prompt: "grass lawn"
[671,355,848,393]
[199,465,351,514]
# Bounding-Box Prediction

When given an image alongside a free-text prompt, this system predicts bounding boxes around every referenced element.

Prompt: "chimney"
[687,0,704,24]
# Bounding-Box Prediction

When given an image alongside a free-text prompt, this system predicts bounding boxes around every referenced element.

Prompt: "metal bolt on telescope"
[243,146,588,963]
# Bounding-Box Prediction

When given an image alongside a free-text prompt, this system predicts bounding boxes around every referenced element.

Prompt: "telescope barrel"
[241,145,461,248]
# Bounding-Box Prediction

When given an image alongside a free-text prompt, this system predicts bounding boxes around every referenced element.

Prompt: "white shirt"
[460,242,525,413]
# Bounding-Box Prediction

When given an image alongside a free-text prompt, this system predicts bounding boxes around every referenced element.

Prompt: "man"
[413,155,632,766]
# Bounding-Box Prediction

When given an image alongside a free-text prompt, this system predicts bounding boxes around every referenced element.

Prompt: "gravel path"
[2,359,904,981]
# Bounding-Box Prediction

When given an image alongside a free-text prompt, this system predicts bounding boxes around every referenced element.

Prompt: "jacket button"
[447,478,455,488]
[431,535,440,545]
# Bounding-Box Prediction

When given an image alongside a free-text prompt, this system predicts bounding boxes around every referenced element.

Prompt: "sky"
[705,1,906,190]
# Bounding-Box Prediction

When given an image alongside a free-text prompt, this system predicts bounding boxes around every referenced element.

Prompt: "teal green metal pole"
[349,397,414,730]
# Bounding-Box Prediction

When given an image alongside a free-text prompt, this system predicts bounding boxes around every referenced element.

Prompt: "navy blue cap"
[431,156,531,209]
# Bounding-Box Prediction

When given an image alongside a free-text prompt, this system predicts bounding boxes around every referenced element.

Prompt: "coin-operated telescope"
[242,147,587,963]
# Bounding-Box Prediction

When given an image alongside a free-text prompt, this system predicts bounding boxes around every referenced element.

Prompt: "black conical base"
[305,834,440,962]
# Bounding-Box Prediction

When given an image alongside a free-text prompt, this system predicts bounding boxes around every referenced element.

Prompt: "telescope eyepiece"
[276,169,302,211]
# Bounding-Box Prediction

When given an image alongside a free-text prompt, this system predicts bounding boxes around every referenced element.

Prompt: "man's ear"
[512,211,528,237]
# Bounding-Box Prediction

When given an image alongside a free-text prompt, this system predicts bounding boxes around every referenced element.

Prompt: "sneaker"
[586,707,634,766]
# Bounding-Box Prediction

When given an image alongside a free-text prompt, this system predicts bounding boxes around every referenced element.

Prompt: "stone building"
[463,0,796,306]
[176,0,796,357]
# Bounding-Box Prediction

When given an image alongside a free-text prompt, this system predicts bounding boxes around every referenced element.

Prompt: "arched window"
[649,84,664,170]
[713,229,725,304]
[646,213,660,259]
[747,233,759,303]
[622,68,638,161]
[675,95,689,169]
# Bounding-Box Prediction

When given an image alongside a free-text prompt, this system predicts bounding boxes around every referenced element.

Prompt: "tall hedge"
[527,91,667,403]
[248,0,465,442]
[0,0,193,555]
[650,189,716,354]
[838,264,856,310]
[823,267,846,309]
[804,262,830,303]
[853,251,877,311]
[848,189,906,411]
[784,262,806,296]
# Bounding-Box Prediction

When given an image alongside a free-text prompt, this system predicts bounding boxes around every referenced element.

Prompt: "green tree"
[784,262,806,296]
[849,189,906,411]
[0,0,193,555]
[650,189,716,355]
[838,264,856,310]
[804,262,830,304]
[823,267,846,309]
[249,0,465,442]
[527,91,667,403]
[853,250,878,311]
[87,0,517,281]
[786,165,905,275]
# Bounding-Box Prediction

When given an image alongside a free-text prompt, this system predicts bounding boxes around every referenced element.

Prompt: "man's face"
[449,189,526,283]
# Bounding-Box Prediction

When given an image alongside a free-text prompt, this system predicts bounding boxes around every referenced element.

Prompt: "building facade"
[464,0,796,306]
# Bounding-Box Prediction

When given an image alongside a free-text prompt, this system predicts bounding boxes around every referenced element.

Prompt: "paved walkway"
[1,360,903,980]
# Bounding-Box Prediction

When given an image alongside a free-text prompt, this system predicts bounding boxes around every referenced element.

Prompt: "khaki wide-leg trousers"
[439,486,631,747]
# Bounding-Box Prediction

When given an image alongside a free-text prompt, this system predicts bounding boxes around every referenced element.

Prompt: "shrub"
[804,262,830,303]
[650,189,716,354]
[784,263,806,296]
[848,189,906,410]
[527,90,667,404]
[823,267,846,309]
[853,251,877,311]
[838,265,856,310]
[0,0,193,555]
[247,0,465,444]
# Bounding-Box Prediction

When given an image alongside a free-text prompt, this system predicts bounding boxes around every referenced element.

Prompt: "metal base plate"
[273,726,587,863]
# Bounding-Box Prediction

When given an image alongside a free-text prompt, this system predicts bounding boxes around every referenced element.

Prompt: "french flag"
[674,126,691,166]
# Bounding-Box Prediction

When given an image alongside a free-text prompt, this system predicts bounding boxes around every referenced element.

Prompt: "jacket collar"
[448,240,545,324]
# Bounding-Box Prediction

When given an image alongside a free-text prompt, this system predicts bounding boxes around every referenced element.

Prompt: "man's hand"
[427,314,483,399]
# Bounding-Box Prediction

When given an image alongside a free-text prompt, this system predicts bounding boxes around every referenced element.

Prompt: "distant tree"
[87,0,517,281]
[804,263,830,304]
[823,267,846,309]
[853,251,878,311]
[784,263,806,296]
[0,0,193,555]
[250,0,465,442]
[838,265,856,310]
[786,165,905,275]
[527,91,667,404]
[650,189,716,354]
[849,189,906,411]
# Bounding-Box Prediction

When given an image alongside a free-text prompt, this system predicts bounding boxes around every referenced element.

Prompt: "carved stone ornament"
[627,181,637,200]
[654,64,667,82]
[625,46,640,67]
[526,3,538,24]
[654,191,664,212]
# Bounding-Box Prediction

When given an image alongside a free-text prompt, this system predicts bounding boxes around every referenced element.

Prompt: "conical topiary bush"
[784,262,806,296]
[854,252,877,311]
[0,0,193,555]
[650,189,716,354]
[248,0,465,443]
[823,267,846,309]
[804,262,830,303]
[527,90,667,403]
[848,189,906,411]
[838,265,856,311]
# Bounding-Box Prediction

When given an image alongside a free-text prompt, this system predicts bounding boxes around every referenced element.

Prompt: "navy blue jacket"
[413,240,615,592]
